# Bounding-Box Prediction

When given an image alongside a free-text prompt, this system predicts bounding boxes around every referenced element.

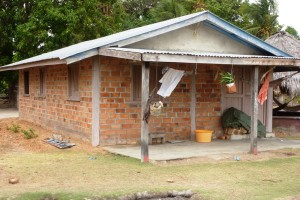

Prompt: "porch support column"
[266,69,273,133]
[190,67,196,141]
[250,66,259,154]
[141,62,150,163]
[92,56,100,146]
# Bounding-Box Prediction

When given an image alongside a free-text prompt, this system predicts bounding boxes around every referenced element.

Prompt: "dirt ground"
[0,118,300,199]
[1,118,300,162]
[0,118,102,154]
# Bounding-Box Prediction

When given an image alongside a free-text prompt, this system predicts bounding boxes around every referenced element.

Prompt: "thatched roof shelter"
[266,31,300,97]
[273,72,300,96]
[265,31,300,57]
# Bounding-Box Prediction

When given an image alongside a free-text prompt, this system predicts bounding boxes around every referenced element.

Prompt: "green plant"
[7,124,20,133]
[219,72,235,84]
[21,128,38,139]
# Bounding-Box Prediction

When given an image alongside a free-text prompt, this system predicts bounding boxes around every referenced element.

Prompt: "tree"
[122,0,158,29]
[123,0,158,19]
[0,0,28,104]
[285,26,300,40]
[196,0,245,27]
[13,0,126,61]
[0,0,127,105]
[242,0,281,39]
[149,0,189,22]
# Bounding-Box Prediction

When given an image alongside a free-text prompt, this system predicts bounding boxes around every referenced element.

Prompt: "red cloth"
[258,72,271,105]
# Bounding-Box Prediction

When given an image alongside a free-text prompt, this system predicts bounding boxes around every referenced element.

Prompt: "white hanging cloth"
[157,68,185,98]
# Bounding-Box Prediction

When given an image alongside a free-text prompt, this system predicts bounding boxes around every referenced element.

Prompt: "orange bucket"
[195,130,213,143]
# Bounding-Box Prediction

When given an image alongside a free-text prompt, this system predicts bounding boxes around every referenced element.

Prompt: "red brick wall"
[18,56,222,145]
[19,59,93,140]
[195,66,222,134]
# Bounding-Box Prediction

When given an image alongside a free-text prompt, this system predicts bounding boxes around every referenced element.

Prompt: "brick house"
[1,11,299,161]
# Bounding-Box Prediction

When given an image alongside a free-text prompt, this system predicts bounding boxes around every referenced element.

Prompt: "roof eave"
[0,58,67,72]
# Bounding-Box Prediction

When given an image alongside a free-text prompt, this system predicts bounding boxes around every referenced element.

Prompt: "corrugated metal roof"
[107,47,297,60]
[2,11,208,68]
[0,11,293,70]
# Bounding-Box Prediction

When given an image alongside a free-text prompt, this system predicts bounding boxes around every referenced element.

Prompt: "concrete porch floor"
[104,138,300,161]
[0,108,19,119]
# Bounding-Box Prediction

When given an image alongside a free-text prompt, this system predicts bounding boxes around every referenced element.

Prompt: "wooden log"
[190,67,196,141]
[141,62,150,162]
[250,66,259,155]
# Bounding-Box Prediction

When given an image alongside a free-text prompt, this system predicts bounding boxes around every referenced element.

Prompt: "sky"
[277,0,300,32]
[249,0,300,33]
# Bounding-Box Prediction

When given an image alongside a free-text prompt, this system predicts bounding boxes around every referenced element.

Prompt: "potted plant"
[219,72,237,93]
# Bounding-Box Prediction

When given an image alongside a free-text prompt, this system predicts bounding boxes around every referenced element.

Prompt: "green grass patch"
[0,151,300,200]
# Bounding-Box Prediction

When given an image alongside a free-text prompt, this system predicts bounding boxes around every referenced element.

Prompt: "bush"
[7,124,20,133]
[21,128,38,139]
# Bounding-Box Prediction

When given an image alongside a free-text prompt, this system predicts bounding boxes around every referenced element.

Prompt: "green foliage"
[0,0,126,63]
[0,71,18,97]
[149,0,189,22]
[7,124,21,133]
[13,0,124,61]
[242,0,281,39]
[219,72,235,84]
[0,80,9,95]
[199,0,245,27]
[285,26,300,40]
[21,128,38,139]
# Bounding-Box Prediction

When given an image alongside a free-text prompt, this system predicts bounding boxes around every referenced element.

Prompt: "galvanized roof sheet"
[107,47,298,60]
[1,11,293,70]
[2,11,208,68]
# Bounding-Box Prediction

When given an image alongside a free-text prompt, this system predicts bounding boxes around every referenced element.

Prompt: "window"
[24,71,29,95]
[39,68,46,96]
[132,65,163,102]
[68,63,80,101]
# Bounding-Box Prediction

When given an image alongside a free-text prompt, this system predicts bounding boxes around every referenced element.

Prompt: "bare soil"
[274,128,300,140]
[0,118,102,154]
[0,118,300,199]
[1,118,300,162]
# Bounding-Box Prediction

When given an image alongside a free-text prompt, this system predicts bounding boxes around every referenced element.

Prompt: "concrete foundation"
[104,138,300,161]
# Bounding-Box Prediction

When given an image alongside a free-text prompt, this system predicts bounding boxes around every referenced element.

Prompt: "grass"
[0,150,300,200]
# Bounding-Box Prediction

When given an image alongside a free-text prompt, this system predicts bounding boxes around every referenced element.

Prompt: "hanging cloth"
[157,68,185,98]
[258,72,271,105]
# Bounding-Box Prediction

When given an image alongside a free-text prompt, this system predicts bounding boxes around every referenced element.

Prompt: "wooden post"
[250,66,259,154]
[141,62,150,162]
[190,67,196,141]
[266,69,273,133]
[92,56,100,146]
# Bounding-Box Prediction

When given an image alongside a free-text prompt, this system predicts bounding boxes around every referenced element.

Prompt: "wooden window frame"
[24,70,30,96]
[39,67,46,97]
[131,64,163,103]
[68,63,80,101]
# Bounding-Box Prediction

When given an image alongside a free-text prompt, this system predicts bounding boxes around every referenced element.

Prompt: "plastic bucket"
[195,130,213,143]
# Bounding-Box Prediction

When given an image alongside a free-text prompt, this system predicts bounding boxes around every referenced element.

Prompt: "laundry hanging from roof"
[258,72,271,105]
[157,68,185,98]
